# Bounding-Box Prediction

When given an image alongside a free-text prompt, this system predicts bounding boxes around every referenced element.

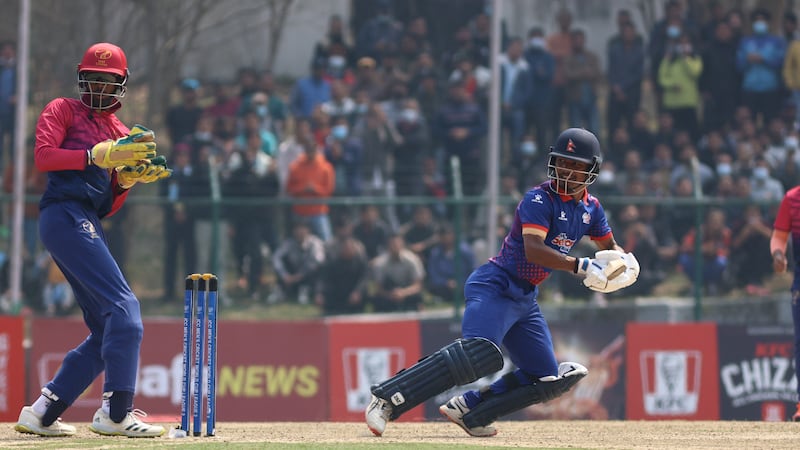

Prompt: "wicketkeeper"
[14,42,171,438]
[366,128,639,437]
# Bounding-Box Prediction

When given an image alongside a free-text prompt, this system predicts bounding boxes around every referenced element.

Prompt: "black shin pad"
[371,337,503,420]
[462,365,587,428]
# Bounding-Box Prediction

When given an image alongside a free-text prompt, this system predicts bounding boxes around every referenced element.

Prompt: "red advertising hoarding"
[0,316,25,421]
[29,318,328,422]
[625,322,719,420]
[327,318,421,422]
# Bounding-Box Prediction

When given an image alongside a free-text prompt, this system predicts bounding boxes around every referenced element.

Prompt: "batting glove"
[90,124,157,168]
[116,155,172,189]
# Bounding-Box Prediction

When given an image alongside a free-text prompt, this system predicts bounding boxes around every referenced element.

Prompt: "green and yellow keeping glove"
[90,124,157,168]
[116,155,172,189]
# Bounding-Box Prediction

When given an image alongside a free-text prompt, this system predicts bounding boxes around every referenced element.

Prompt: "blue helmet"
[547,128,603,195]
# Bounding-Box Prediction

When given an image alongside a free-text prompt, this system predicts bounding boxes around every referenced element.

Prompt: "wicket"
[181,273,219,437]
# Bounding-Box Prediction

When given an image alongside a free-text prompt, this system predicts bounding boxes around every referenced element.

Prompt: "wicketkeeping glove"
[115,155,172,189]
[90,124,157,168]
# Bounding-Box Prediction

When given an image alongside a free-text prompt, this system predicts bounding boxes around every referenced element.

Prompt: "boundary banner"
[29,318,329,422]
[717,324,796,421]
[0,315,25,421]
[327,319,421,422]
[625,322,719,420]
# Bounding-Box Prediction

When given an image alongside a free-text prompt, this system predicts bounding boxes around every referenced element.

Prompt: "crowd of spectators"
[4,1,800,314]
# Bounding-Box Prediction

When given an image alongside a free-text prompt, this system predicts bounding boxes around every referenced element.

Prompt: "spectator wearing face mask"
[607,11,645,139]
[737,8,787,126]
[658,31,703,140]
[324,115,363,197]
[749,157,785,209]
[648,0,698,108]
[523,27,555,153]
[393,99,430,221]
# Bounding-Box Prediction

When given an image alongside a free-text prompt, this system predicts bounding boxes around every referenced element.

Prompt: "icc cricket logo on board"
[342,347,405,412]
[640,350,702,415]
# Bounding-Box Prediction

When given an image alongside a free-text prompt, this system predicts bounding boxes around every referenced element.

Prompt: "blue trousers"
[39,201,142,406]
[460,262,558,406]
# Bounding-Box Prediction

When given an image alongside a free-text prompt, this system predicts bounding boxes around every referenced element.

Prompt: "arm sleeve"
[34,99,88,172]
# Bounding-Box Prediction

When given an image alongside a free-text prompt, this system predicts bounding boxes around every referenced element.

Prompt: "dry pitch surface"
[2,420,799,449]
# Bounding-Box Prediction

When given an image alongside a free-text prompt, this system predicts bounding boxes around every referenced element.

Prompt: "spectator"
[523,27,555,154]
[355,0,403,63]
[237,67,260,108]
[271,220,326,304]
[546,8,574,137]
[324,115,363,196]
[257,71,288,138]
[701,21,742,132]
[276,118,311,194]
[419,156,448,217]
[317,235,368,315]
[290,58,332,120]
[165,78,203,145]
[379,78,411,126]
[225,132,280,297]
[399,205,439,263]
[678,208,732,295]
[393,98,431,221]
[357,103,400,199]
[749,156,785,206]
[729,204,773,295]
[286,138,335,241]
[613,204,666,296]
[160,144,198,302]
[783,18,800,125]
[204,81,240,120]
[436,80,487,202]
[321,80,357,125]
[607,15,645,139]
[353,204,392,261]
[737,8,787,126]
[0,41,16,169]
[322,40,357,87]
[628,110,656,159]
[658,32,703,140]
[783,10,798,42]
[352,57,384,100]
[426,223,475,303]
[499,37,531,161]
[314,14,355,66]
[447,52,491,105]
[369,234,425,312]
[648,0,698,108]
[669,143,715,193]
[236,108,278,157]
[564,29,602,133]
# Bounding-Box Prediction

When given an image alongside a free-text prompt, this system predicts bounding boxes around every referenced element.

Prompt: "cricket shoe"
[365,395,393,436]
[14,406,76,437]
[439,395,497,437]
[88,408,165,438]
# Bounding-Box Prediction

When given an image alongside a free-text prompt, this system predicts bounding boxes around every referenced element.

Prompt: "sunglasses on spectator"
[83,72,118,83]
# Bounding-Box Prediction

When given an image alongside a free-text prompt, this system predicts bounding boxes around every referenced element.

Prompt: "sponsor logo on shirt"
[551,232,575,253]
[582,212,591,224]
[558,211,568,221]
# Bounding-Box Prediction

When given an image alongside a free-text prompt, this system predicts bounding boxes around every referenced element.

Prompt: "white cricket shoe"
[365,395,392,436]
[14,405,76,437]
[88,408,165,438]
[439,395,497,437]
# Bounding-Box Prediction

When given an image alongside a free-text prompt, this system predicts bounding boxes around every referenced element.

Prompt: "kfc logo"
[641,350,701,415]
[342,347,405,412]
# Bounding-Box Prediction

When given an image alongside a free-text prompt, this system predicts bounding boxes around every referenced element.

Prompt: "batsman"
[366,128,639,437]
[14,42,171,438]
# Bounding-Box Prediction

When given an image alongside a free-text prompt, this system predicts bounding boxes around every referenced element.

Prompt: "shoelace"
[128,409,150,424]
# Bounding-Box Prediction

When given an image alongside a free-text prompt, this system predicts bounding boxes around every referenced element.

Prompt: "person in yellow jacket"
[783,37,800,124]
[658,33,703,140]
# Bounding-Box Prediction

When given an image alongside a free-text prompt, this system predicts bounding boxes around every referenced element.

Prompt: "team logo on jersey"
[531,194,543,204]
[558,211,568,221]
[551,232,576,253]
[80,220,99,239]
[567,139,576,152]
[582,212,591,224]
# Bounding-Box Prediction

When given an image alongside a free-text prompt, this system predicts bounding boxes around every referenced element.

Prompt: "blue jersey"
[490,181,612,286]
